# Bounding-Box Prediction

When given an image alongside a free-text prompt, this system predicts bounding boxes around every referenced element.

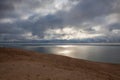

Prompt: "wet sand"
[0,47,120,80]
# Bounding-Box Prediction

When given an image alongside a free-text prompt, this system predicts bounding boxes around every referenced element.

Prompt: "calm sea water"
[0,43,120,64]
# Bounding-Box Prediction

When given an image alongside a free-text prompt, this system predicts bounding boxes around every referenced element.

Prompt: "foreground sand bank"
[0,47,120,80]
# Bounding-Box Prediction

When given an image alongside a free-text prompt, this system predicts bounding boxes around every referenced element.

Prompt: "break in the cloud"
[0,0,120,42]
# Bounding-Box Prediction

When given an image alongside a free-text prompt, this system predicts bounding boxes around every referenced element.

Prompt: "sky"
[0,0,120,42]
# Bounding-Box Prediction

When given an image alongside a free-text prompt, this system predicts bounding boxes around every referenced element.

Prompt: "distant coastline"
[1,42,120,46]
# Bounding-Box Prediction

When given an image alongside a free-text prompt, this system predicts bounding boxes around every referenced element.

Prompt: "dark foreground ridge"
[0,47,120,80]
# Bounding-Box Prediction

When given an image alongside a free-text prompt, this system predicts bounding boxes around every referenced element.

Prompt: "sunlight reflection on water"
[21,45,120,63]
[0,44,120,63]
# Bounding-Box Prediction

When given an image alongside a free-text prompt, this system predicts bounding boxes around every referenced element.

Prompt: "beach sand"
[0,47,120,80]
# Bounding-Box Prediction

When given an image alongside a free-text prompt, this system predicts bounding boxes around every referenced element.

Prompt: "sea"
[0,43,120,64]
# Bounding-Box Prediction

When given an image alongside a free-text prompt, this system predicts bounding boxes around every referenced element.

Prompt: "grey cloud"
[0,0,120,42]
[0,0,54,18]
[0,13,63,40]
[0,23,20,34]
[0,0,22,18]
[14,0,53,10]
[0,0,62,40]
[64,0,117,26]
[61,0,120,41]
[0,2,14,11]
[21,14,63,38]
[108,23,120,31]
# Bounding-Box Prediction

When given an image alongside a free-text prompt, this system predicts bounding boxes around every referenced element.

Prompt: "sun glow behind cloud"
[44,27,103,40]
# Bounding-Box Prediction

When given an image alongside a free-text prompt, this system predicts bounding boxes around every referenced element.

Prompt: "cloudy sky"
[0,0,120,42]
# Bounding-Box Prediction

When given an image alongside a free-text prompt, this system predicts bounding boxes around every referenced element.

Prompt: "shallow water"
[0,43,120,63]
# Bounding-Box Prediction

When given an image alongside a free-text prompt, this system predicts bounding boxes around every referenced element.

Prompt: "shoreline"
[0,47,120,80]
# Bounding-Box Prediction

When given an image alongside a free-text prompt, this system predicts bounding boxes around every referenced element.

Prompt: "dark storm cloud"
[0,0,21,18]
[0,0,21,10]
[0,2,13,11]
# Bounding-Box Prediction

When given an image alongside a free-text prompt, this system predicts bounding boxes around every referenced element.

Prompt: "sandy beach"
[0,47,120,80]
